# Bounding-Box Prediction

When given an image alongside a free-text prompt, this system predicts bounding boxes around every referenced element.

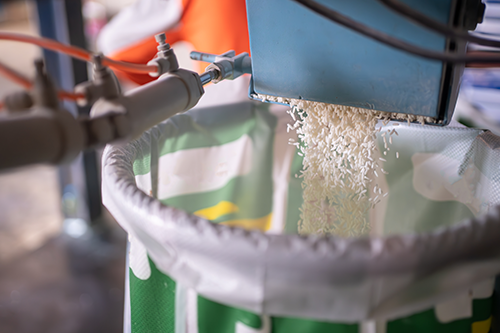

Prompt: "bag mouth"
[101,122,500,322]
[103,128,500,273]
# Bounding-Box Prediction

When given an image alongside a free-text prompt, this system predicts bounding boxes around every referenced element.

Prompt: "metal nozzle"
[199,69,220,85]
[191,50,251,84]
[190,51,217,63]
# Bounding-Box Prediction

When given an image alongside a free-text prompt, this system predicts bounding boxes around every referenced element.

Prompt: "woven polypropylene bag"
[103,100,500,333]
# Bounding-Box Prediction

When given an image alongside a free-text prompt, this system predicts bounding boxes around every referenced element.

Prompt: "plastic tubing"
[0,60,31,89]
[0,32,158,74]
[58,90,84,101]
[466,51,500,68]
[0,59,84,102]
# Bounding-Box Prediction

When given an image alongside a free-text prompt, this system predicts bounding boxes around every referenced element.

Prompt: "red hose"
[0,32,157,110]
[58,90,85,101]
[0,32,158,74]
[0,59,85,104]
[0,60,31,89]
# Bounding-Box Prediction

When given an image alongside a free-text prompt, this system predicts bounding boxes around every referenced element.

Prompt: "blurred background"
[0,1,499,333]
[0,1,131,332]
[0,1,199,331]
[454,0,500,133]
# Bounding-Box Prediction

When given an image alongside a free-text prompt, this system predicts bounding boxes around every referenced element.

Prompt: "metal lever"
[190,50,252,85]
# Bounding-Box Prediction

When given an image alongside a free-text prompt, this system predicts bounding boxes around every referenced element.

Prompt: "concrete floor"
[0,235,126,333]
[0,3,126,332]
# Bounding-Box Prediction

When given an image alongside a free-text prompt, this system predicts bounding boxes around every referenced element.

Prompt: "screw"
[155,33,170,52]
[155,33,166,45]
[92,53,105,72]
[34,58,44,74]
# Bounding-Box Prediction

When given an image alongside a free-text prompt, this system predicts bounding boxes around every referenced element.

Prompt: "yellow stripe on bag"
[194,201,272,232]
[221,213,273,232]
[472,316,491,333]
[194,201,239,220]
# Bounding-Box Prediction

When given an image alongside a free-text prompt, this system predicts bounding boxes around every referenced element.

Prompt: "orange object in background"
[104,0,250,85]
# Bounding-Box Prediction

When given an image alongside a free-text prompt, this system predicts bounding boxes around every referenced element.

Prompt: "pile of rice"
[259,94,433,237]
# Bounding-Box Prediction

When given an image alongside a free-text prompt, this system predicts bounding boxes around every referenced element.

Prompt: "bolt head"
[92,54,104,70]
[155,33,167,45]
[34,58,44,73]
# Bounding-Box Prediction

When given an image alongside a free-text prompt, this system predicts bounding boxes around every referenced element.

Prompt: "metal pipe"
[0,113,61,170]
[0,108,85,171]
[90,69,204,140]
